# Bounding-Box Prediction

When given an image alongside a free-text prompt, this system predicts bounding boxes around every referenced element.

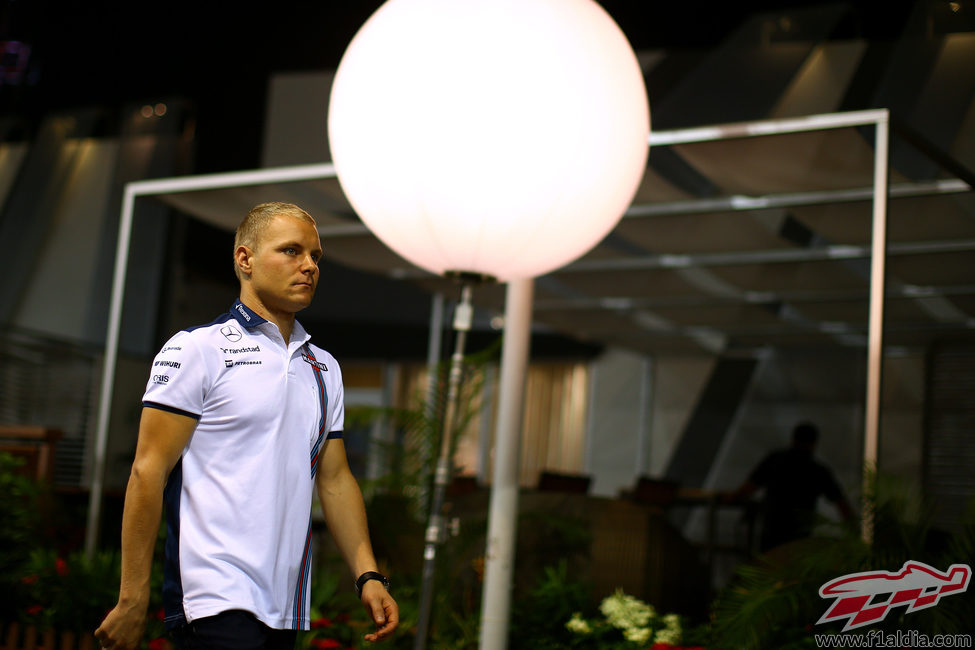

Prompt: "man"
[96,203,398,649]
[727,421,855,553]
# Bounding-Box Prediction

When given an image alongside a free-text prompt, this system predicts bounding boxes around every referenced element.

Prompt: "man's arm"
[821,467,856,524]
[316,438,399,642]
[95,407,196,650]
[723,478,760,504]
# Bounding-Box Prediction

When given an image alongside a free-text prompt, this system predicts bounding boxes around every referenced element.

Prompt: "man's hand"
[361,580,399,642]
[94,600,148,650]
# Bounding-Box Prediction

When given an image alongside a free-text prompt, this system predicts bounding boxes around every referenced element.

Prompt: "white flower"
[599,589,654,630]
[654,627,681,645]
[565,613,592,635]
[624,626,652,644]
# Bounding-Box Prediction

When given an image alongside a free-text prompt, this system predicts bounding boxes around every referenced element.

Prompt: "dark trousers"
[171,610,297,650]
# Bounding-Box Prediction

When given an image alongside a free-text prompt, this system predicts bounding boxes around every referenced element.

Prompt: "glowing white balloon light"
[328,0,650,281]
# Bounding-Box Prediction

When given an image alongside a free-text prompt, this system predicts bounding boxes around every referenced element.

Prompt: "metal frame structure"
[638,108,890,545]
[81,109,938,607]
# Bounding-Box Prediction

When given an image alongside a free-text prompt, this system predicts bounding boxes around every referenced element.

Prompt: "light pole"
[327,0,650,646]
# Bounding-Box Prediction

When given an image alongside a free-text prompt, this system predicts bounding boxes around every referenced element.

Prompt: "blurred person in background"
[727,421,855,553]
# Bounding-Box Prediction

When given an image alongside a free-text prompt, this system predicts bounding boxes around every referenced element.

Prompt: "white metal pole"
[862,112,889,544]
[85,184,137,558]
[479,277,534,650]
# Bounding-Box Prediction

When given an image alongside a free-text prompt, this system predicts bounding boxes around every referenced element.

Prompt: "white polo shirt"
[143,300,343,631]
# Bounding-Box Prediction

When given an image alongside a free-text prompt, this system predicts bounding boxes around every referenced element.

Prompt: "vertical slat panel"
[924,343,975,532]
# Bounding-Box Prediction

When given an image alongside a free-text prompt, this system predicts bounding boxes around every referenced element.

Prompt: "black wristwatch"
[355,571,390,598]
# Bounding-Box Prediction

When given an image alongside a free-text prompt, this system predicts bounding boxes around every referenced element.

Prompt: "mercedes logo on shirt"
[220,325,243,342]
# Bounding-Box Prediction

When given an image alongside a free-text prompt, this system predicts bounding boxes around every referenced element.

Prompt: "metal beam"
[862,112,889,544]
[85,183,137,557]
[556,238,975,274]
[309,178,972,240]
[623,178,970,218]
[532,284,975,311]
[132,162,336,195]
[647,109,891,146]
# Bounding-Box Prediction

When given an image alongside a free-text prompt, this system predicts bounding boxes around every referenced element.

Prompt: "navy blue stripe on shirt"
[144,401,201,420]
[162,458,186,629]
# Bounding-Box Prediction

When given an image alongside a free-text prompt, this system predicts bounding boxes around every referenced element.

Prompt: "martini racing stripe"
[293,344,340,626]
[292,514,314,629]
[304,344,341,479]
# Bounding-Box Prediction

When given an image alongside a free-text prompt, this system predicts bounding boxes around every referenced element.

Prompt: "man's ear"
[235,245,253,277]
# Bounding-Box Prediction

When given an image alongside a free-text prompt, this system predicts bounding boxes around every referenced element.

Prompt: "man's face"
[244,214,322,315]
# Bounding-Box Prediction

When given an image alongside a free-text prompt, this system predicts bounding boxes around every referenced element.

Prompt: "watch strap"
[355,571,390,598]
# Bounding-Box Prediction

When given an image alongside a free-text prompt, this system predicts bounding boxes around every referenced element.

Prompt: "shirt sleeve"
[142,331,206,419]
[328,354,344,435]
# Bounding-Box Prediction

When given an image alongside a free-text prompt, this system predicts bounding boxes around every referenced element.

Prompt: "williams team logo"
[301,352,328,371]
[235,303,252,322]
[817,560,971,631]
[220,325,243,342]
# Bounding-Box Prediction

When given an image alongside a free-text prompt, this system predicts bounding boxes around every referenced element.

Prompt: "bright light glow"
[154,103,167,116]
[328,0,650,280]
[140,105,154,118]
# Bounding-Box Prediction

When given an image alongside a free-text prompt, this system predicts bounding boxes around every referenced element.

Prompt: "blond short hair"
[233,202,317,279]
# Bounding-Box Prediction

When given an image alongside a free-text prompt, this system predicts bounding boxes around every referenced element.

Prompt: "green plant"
[0,452,171,647]
[0,452,41,617]
[17,548,121,633]
[508,561,592,649]
[338,341,500,648]
[360,339,499,518]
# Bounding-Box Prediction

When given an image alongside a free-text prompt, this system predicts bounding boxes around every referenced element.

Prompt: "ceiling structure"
[152,116,975,358]
[150,1,975,359]
[3,1,972,360]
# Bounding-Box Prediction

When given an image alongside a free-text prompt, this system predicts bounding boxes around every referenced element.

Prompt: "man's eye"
[284,247,297,255]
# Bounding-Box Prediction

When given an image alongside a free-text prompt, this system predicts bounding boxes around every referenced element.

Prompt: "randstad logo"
[817,560,971,631]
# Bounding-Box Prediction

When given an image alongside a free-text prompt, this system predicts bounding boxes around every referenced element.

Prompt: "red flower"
[25,604,43,616]
[21,575,38,585]
[148,638,169,650]
[310,639,342,649]
[311,617,333,628]
[55,557,69,577]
